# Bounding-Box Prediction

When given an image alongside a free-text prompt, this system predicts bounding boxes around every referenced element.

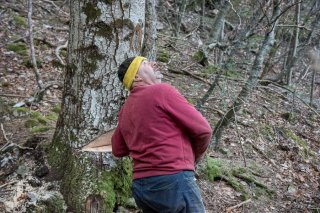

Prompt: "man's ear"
[134,73,142,82]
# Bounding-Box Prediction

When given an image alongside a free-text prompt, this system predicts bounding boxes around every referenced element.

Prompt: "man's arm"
[111,127,129,157]
[163,85,212,161]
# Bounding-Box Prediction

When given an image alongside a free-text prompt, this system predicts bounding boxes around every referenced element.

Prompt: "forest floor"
[0,2,320,213]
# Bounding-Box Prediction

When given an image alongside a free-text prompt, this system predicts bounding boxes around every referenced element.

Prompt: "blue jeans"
[132,171,205,213]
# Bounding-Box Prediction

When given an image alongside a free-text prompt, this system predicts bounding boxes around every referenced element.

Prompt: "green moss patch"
[157,50,170,63]
[6,42,28,56]
[23,57,43,68]
[204,156,274,200]
[193,50,208,66]
[201,64,221,75]
[36,193,66,213]
[22,108,59,134]
[51,104,61,114]
[281,112,297,123]
[285,129,312,159]
[0,97,11,117]
[48,136,133,212]
[97,158,133,210]
[82,2,101,23]
[13,16,27,27]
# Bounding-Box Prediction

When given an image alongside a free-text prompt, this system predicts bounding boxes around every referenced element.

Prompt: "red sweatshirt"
[112,83,212,179]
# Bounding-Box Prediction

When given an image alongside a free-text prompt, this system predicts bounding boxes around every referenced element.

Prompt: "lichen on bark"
[48,135,133,212]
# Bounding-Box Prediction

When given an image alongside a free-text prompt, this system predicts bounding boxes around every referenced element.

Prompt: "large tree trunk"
[48,1,155,212]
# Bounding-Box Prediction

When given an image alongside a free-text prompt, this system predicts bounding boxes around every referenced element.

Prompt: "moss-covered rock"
[193,50,208,66]
[203,156,274,200]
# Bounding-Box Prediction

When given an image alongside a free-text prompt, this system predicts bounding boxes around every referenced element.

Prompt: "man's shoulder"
[152,83,175,91]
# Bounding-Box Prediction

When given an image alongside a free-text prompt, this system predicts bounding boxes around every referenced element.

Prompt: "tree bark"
[212,0,281,147]
[173,0,187,37]
[49,1,155,212]
[208,0,230,44]
[142,0,157,60]
[286,0,300,86]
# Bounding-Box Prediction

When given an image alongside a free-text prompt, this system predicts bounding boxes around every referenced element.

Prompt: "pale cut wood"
[81,145,112,152]
[81,129,115,152]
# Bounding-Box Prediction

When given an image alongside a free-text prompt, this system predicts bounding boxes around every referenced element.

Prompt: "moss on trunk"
[48,134,132,212]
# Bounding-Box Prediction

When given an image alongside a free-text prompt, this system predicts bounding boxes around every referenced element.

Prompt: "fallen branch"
[259,81,320,117]
[0,181,17,189]
[168,66,209,85]
[226,199,252,213]
[246,139,278,169]
[1,123,33,152]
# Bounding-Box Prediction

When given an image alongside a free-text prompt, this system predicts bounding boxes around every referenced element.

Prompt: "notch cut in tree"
[81,128,115,152]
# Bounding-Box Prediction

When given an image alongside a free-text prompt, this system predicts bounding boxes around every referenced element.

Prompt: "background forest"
[0,0,319,212]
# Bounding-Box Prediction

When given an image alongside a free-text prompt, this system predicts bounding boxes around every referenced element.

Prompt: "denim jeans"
[132,171,205,213]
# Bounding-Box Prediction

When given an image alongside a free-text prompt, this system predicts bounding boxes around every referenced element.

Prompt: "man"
[112,56,212,213]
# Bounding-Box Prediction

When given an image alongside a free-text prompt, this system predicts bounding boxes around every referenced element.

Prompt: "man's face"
[136,60,163,85]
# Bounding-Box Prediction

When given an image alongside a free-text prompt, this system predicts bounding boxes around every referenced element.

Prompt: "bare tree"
[212,0,281,147]
[173,0,187,37]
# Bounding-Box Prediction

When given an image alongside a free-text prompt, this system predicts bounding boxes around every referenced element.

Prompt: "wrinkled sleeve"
[112,125,129,157]
[163,85,212,161]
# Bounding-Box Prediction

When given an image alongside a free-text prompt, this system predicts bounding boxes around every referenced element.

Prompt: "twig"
[277,24,311,31]
[1,123,9,143]
[1,142,33,152]
[0,123,10,151]
[55,41,68,66]
[227,0,241,29]
[1,123,33,152]
[0,93,30,98]
[28,0,43,90]
[226,199,252,213]
[42,0,69,16]
[0,181,17,189]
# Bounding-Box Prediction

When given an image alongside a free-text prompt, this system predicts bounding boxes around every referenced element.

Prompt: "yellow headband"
[123,56,146,90]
